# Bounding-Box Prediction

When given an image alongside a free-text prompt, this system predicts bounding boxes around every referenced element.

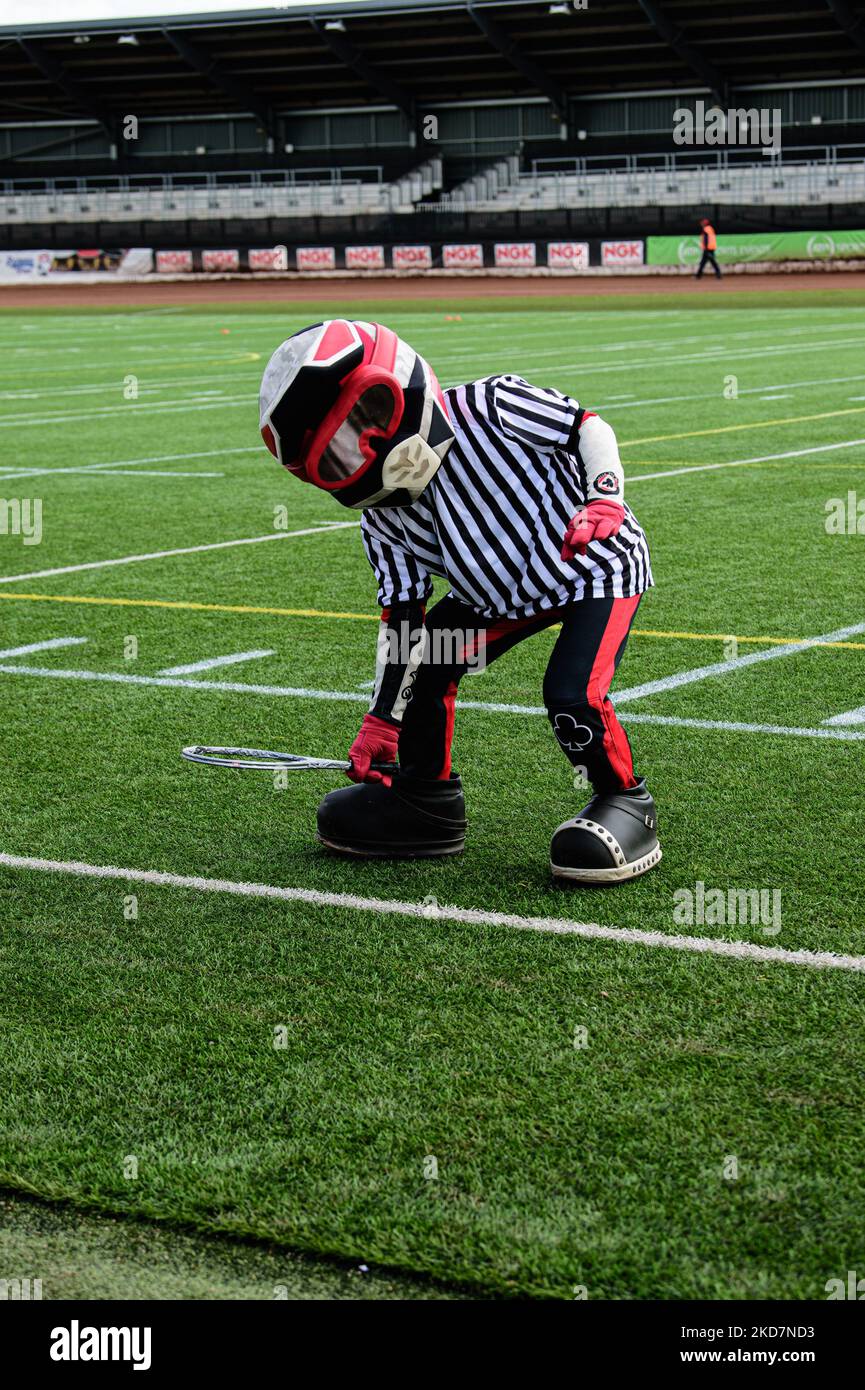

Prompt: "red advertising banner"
[296,246,336,271]
[443,243,484,269]
[156,249,193,274]
[392,244,433,270]
[494,242,537,269]
[547,241,590,270]
[601,239,645,267]
[249,246,288,271]
[345,245,386,270]
[202,249,240,272]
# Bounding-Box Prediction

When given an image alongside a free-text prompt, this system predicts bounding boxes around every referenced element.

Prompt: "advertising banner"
[345,245,386,270]
[601,239,644,268]
[156,249,193,274]
[0,248,153,280]
[547,241,590,270]
[494,242,537,268]
[443,243,484,269]
[248,246,288,271]
[0,250,54,280]
[202,249,240,272]
[647,230,865,266]
[392,244,433,270]
[296,246,336,271]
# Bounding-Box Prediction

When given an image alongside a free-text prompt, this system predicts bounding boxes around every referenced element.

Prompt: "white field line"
[0,366,855,417]
[0,636,87,660]
[614,622,865,704]
[0,662,863,742]
[627,437,865,483]
[0,316,807,357]
[435,325,865,372]
[50,468,224,479]
[1,851,862,973]
[0,368,262,402]
[0,445,263,482]
[440,334,865,385]
[2,330,862,422]
[0,394,255,429]
[0,312,853,370]
[620,711,865,742]
[597,373,865,413]
[158,649,275,676]
[0,302,849,340]
[0,316,795,351]
[0,521,359,586]
[824,705,865,726]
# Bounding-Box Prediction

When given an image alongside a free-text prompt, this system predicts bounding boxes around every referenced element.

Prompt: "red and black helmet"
[259,319,454,510]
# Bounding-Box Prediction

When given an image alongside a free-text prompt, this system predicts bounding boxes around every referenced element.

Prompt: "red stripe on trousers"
[438,679,459,779]
[586,594,641,789]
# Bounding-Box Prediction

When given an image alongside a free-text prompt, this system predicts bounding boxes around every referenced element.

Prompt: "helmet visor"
[304,368,403,491]
[315,383,398,483]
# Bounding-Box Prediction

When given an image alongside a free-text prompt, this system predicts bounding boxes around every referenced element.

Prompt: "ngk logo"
[155,250,192,273]
[601,240,644,267]
[443,243,483,268]
[202,249,239,272]
[296,246,336,270]
[393,245,433,269]
[494,242,536,267]
[547,241,589,269]
[346,245,385,269]
[249,246,288,271]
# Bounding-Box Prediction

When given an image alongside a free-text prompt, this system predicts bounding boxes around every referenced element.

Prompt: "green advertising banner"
[647,231,865,266]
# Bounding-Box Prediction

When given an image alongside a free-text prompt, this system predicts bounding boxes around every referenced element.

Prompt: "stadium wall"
[5,203,865,253]
[7,230,865,284]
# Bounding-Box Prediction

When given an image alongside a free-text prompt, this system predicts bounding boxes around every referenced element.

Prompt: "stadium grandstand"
[1,0,865,253]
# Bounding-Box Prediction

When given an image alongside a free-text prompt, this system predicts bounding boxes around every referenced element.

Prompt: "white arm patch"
[578,415,625,503]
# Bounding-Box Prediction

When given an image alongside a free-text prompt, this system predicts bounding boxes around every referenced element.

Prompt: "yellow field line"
[1,589,863,649]
[0,591,374,621]
[620,405,865,448]
[634,626,865,650]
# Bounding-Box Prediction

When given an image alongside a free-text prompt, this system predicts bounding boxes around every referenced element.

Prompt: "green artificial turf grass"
[0,1193,466,1300]
[1,877,864,1300]
[0,296,863,1298]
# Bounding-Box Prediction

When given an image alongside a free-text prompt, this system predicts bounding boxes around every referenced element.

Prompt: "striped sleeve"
[486,374,579,454]
[361,511,433,608]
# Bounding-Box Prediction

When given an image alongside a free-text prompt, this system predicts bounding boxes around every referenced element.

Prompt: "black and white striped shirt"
[361,375,653,620]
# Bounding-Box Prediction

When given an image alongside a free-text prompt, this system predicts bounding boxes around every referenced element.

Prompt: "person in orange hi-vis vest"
[696,218,721,279]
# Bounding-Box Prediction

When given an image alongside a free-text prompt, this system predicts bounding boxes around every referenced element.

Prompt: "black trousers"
[696,249,721,278]
[399,592,642,794]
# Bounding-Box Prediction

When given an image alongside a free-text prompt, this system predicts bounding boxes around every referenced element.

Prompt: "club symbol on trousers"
[553,714,593,752]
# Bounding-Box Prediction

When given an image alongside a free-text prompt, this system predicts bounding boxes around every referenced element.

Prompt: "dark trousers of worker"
[696,249,721,278]
[398,592,642,794]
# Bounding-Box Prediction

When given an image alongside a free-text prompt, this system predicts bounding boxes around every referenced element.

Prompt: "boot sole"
[551,843,662,884]
[317,833,465,860]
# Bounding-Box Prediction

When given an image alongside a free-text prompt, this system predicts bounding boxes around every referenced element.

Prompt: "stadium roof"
[1,0,864,128]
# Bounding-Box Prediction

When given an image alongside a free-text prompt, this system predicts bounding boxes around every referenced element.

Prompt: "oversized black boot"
[317,773,466,858]
[550,777,661,884]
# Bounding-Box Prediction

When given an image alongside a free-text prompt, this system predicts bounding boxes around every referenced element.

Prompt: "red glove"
[347,713,400,786]
[561,500,625,561]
